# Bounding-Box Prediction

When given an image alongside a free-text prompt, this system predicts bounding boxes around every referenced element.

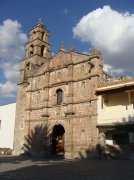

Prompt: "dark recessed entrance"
[52,125,65,156]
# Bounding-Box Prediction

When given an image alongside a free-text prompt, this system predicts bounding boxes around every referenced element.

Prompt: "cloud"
[0,19,27,102]
[0,81,16,98]
[103,64,124,76]
[73,5,134,76]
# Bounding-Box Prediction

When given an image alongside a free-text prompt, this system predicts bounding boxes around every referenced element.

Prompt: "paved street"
[0,156,134,180]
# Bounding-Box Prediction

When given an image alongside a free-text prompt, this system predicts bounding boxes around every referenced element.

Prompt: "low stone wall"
[0,148,12,155]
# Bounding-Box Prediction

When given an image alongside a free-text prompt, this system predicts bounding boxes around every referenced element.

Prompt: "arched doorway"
[52,125,65,155]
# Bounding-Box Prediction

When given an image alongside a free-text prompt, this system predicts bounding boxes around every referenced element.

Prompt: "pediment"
[34,50,91,76]
[50,50,71,69]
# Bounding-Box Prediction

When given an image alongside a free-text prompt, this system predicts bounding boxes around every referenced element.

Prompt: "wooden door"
[56,135,64,155]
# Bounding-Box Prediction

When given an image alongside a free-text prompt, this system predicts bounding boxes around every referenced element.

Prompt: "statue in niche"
[81,81,86,96]
[57,71,61,80]
[42,88,48,101]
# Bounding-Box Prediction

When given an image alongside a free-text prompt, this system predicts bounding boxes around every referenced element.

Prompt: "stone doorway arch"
[52,124,65,156]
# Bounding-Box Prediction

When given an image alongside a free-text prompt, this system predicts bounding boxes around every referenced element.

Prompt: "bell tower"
[20,20,51,82]
[13,21,51,155]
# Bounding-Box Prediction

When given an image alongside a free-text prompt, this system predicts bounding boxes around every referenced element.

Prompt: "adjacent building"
[96,77,134,158]
[0,103,16,151]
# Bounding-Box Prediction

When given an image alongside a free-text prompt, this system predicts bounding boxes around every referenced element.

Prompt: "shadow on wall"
[104,144,124,159]
[96,115,134,160]
[77,145,98,159]
[76,143,126,160]
[22,124,51,157]
[20,115,134,159]
[79,116,134,160]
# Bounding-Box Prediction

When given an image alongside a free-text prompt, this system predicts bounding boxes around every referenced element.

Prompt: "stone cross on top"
[39,17,42,23]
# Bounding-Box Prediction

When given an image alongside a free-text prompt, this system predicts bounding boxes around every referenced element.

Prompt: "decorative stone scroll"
[90,48,101,56]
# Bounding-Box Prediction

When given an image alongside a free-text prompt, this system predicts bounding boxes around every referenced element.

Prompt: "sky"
[0,0,134,105]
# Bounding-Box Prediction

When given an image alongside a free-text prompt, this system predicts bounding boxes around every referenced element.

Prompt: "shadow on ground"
[0,157,134,180]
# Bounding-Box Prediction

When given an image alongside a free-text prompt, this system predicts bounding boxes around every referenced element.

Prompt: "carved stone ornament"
[90,48,102,58]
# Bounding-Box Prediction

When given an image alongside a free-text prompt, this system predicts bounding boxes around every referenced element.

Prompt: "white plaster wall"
[97,92,134,125]
[0,103,16,149]
[106,140,113,145]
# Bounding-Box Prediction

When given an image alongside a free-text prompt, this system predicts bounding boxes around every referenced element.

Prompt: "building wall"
[97,92,134,125]
[13,22,104,158]
[0,103,16,149]
[13,52,102,157]
[97,91,134,158]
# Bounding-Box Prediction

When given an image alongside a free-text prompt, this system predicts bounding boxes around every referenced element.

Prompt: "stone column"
[67,65,73,114]
[42,88,49,117]
[64,118,74,158]
[67,82,73,112]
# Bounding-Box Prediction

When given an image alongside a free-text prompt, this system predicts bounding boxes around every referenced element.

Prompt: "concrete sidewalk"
[0,156,134,180]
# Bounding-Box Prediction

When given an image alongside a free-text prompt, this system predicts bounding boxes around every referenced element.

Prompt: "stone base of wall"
[64,152,73,159]
[0,148,12,155]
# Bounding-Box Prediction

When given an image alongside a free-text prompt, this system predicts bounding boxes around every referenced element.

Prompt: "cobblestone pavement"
[0,156,134,180]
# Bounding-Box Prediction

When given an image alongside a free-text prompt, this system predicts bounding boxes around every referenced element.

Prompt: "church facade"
[13,21,106,158]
